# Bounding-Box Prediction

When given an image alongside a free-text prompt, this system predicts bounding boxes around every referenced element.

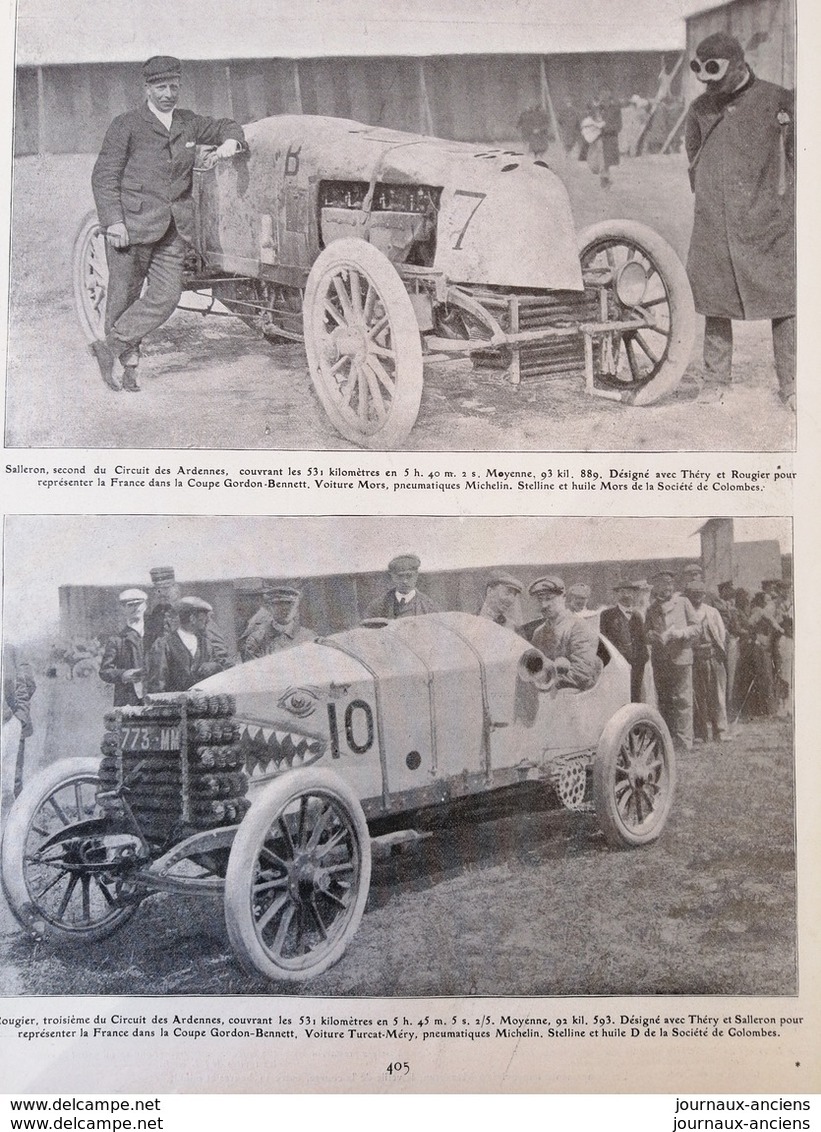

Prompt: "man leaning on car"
[90,55,245,392]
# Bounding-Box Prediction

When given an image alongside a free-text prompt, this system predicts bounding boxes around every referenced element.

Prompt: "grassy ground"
[0,671,796,998]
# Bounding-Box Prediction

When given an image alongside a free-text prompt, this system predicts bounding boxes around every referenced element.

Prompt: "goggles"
[689,57,731,81]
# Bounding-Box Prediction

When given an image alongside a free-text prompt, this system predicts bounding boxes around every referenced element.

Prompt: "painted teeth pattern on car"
[237,723,326,780]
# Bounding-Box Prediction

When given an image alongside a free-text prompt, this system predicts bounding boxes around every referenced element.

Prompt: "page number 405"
[386,1062,410,1077]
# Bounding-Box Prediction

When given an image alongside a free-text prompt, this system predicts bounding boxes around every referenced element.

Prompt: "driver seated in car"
[528,575,600,691]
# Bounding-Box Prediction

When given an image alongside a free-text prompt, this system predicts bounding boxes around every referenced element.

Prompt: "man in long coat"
[90,56,245,391]
[645,572,701,751]
[684,32,795,409]
[99,589,147,707]
[600,581,649,703]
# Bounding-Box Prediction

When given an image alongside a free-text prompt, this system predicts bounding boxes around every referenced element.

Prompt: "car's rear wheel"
[577,219,695,405]
[224,768,371,981]
[593,704,676,847]
[72,211,109,344]
[303,238,424,449]
[1,758,139,944]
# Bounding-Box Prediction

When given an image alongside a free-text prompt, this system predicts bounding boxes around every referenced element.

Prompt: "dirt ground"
[0,669,796,998]
[5,150,794,452]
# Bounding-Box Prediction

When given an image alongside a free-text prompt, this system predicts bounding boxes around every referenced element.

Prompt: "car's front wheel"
[303,238,424,449]
[593,704,676,847]
[224,768,372,981]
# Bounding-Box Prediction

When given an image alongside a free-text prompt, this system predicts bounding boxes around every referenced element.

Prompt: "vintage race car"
[2,613,675,983]
[73,114,696,448]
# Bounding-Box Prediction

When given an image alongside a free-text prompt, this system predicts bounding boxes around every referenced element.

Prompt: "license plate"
[121,725,180,752]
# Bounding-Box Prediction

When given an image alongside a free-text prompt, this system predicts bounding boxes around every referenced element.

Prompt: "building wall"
[14,51,671,156]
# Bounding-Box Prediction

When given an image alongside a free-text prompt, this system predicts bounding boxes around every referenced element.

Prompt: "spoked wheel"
[224,768,371,981]
[72,211,109,344]
[578,219,695,405]
[593,705,676,847]
[1,758,140,944]
[303,238,424,449]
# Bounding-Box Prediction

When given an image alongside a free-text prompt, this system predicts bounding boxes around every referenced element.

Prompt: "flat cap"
[681,562,704,576]
[695,32,744,61]
[176,595,212,613]
[119,588,148,603]
[143,55,182,82]
[486,570,524,594]
[388,554,421,572]
[529,574,565,597]
[150,566,176,583]
[567,583,591,598]
[263,585,300,601]
[613,579,640,592]
[653,569,676,580]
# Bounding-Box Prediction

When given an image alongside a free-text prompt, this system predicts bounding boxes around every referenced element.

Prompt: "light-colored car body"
[196,612,627,818]
[197,115,584,292]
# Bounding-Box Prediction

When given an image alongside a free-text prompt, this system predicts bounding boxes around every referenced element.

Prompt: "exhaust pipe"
[517,648,557,691]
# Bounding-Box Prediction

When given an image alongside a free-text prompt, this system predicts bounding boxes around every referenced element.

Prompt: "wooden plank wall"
[14,51,670,156]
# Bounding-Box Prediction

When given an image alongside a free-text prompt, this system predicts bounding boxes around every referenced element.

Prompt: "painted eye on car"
[277,686,320,718]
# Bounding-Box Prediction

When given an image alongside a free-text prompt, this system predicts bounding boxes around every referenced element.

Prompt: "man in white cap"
[364,554,440,620]
[99,588,148,706]
[146,596,229,692]
[479,571,524,628]
[90,55,246,392]
[242,586,317,659]
[528,575,599,692]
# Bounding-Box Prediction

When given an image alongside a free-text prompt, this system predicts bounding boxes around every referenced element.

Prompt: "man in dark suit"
[364,554,440,621]
[146,596,229,693]
[599,580,648,702]
[90,55,245,391]
[99,588,147,706]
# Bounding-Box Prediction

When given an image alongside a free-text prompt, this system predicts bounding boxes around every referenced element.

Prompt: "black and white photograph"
[1,515,796,998]
[6,0,796,451]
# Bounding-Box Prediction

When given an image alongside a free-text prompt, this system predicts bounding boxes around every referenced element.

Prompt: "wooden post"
[418,59,434,135]
[36,66,46,155]
[292,59,303,115]
[661,105,688,154]
[539,56,564,154]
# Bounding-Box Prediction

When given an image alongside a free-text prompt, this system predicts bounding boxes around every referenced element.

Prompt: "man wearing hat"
[565,582,592,615]
[479,571,524,628]
[364,555,440,620]
[684,32,795,410]
[686,578,729,742]
[99,589,148,706]
[241,586,317,660]
[528,576,599,692]
[600,581,648,702]
[90,56,246,391]
[645,572,701,750]
[144,566,181,653]
[146,596,229,693]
